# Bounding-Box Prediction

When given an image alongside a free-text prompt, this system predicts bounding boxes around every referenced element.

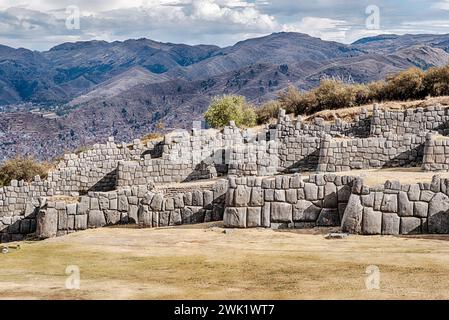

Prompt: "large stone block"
[262,203,271,228]
[293,200,321,222]
[88,210,106,228]
[270,202,292,223]
[323,183,338,208]
[169,210,182,226]
[362,208,382,235]
[414,201,428,218]
[250,187,264,206]
[104,210,121,225]
[316,209,339,226]
[247,207,262,227]
[118,195,129,212]
[398,191,413,216]
[150,194,164,211]
[428,192,449,233]
[400,217,421,234]
[382,212,400,235]
[341,194,363,234]
[36,208,58,239]
[304,183,318,201]
[381,194,398,213]
[128,205,139,224]
[224,207,247,228]
[138,206,152,227]
[75,215,88,230]
[234,185,250,207]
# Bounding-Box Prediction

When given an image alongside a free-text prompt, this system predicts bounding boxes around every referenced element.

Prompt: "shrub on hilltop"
[0,157,51,187]
[204,95,257,129]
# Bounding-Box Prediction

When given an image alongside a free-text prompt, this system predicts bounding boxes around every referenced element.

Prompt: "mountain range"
[1,32,449,161]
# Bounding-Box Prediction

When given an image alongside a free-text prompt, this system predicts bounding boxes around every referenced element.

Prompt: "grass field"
[1,223,449,300]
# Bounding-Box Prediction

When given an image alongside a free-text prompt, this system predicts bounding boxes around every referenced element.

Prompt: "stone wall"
[30,179,228,241]
[371,104,449,137]
[342,176,449,235]
[223,173,355,229]
[318,133,426,172]
[422,133,449,171]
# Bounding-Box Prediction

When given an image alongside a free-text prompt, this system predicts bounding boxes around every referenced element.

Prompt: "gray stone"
[420,190,435,202]
[286,189,297,204]
[414,202,428,218]
[165,198,175,211]
[36,208,58,239]
[128,205,139,224]
[118,195,129,212]
[234,186,250,207]
[293,200,321,222]
[262,203,271,228]
[150,194,164,211]
[203,190,214,208]
[381,194,398,213]
[88,210,106,228]
[192,190,204,206]
[104,210,121,225]
[323,183,338,208]
[270,202,292,223]
[362,208,382,235]
[66,203,77,216]
[316,209,339,226]
[250,188,264,206]
[224,207,247,228]
[304,183,318,201]
[247,207,262,227]
[169,210,182,226]
[337,185,351,202]
[408,184,421,201]
[341,194,363,234]
[428,192,449,233]
[361,193,375,207]
[398,191,413,216]
[274,190,286,202]
[138,206,152,227]
[264,189,274,202]
[382,212,400,235]
[75,215,87,230]
[400,217,421,234]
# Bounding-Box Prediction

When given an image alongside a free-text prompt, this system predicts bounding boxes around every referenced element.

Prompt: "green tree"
[204,95,256,128]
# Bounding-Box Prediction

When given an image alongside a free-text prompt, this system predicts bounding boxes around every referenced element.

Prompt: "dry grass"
[303,95,449,123]
[2,224,449,300]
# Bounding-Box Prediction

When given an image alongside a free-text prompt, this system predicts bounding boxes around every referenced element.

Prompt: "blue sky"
[0,0,448,50]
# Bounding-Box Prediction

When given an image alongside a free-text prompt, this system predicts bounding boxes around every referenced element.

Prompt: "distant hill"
[1,32,449,161]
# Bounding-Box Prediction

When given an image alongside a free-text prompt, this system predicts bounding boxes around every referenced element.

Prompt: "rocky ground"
[2,222,449,299]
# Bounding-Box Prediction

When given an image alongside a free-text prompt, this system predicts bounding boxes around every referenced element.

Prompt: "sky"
[0,0,449,51]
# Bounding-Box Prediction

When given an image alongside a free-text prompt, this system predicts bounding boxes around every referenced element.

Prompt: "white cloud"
[282,17,350,42]
[0,0,278,49]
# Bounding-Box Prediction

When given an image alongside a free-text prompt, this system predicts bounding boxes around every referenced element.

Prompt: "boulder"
[341,194,363,233]
[234,186,250,207]
[270,202,292,223]
[104,210,121,225]
[381,194,398,213]
[88,210,106,228]
[398,191,413,216]
[247,207,262,227]
[36,208,58,239]
[362,208,382,235]
[223,207,247,228]
[428,192,449,233]
[413,202,428,218]
[381,212,400,235]
[316,209,339,226]
[293,200,321,222]
[400,217,421,234]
